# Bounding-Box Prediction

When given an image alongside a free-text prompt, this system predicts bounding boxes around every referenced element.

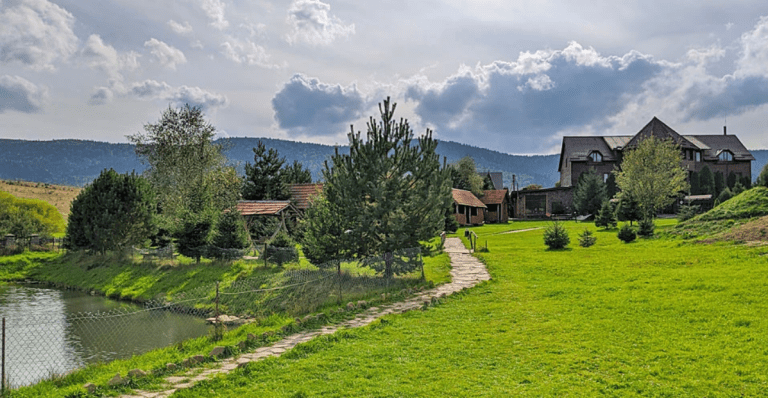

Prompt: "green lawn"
[172,220,768,397]
[1,246,450,397]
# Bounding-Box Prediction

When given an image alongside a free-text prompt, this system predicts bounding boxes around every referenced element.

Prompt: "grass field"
[1,247,451,397]
[0,180,80,217]
[168,220,768,397]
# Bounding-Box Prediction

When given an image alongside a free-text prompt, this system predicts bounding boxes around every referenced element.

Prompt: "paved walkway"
[121,238,489,398]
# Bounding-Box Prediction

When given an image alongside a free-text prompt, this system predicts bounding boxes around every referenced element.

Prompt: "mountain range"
[1,138,765,189]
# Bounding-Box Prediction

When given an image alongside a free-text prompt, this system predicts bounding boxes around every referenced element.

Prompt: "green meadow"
[170,220,768,397]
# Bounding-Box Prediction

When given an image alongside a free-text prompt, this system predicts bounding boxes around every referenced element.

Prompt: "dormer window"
[718,150,733,162]
[589,151,602,162]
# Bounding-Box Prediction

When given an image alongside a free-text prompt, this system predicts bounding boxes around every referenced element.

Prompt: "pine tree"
[698,166,715,195]
[689,170,700,195]
[309,98,453,276]
[64,169,157,254]
[594,200,617,229]
[243,140,289,200]
[281,160,312,185]
[714,171,725,197]
[573,169,606,216]
[615,192,642,226]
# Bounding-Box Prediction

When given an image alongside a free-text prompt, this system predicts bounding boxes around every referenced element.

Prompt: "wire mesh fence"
[0,247,423,389]
[0,235,63,255]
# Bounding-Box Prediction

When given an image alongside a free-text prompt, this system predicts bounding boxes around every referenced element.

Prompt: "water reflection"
[0,284,210,387]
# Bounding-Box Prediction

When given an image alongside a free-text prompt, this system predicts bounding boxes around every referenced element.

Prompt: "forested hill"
[1,138,765,188]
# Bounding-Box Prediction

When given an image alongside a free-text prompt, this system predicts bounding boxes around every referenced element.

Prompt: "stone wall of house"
[512,188,574,219]
[569,162,618,187]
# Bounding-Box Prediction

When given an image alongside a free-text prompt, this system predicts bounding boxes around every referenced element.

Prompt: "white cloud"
[80,34,141,80]
[144,38,187,70]
[201,0,229,30]
[220,38,281,68]
[128,79,228,110]
[286,0,355,46]
[736,15,768,77]
[167,19,193,35]
[0,0,78,71]
[0,75,48,113]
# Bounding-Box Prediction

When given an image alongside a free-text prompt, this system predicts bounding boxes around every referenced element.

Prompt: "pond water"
[0,283,210,387]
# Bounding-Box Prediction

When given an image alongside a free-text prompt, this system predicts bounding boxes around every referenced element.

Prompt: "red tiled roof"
[452,189,486,208]
[236,201,291,216]
[289,183,324,209]
[480,189,508,205]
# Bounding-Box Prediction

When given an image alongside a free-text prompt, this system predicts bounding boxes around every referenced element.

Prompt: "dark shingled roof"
[625,117,697,149]
[558,117,754,172]
[236,201,291,216]
[478,172,504,190]
[480,189,508,205]
[452,189,486,208]
[289,183,324,209]
[688,135,755,161]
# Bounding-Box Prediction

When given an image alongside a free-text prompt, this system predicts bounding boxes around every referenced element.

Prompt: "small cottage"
[480,189,509,223]
[452,189,486,226]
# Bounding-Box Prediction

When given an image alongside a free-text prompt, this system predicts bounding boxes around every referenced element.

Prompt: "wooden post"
[2,317,5,393]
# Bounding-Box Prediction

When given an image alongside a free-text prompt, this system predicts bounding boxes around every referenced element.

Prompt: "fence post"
[264,243,268,267]
[2,317,5,393]
[337,261,342,304]
[215,282,220,322]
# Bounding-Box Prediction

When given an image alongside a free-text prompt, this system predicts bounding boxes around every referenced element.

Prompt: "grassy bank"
[1,245,450,397]
[169,220,768,397]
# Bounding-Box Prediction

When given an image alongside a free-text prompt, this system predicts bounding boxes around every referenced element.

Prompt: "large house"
[559,117,753,188]
[513,117,754,218]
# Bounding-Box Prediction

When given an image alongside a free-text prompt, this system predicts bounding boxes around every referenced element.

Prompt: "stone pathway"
[120,238,489,398]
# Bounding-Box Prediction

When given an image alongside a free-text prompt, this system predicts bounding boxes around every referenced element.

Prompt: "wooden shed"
[480,189,509,223]
[452,189,486,226]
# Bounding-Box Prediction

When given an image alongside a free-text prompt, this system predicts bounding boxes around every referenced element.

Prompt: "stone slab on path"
[121,237,489,398]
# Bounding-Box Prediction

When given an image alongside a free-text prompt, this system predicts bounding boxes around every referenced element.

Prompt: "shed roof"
[236,201,291,216]
[478,172,504,190]
[452,189,486,208]
[289,183,324,209]
[480,189,508,205]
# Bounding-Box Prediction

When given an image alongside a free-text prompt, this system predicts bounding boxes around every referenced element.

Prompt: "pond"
[0,283,211,387]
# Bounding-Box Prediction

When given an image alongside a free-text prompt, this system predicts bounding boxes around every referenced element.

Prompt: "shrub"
[637,218,655,237]
[543,221,570,250]
[677,204,700,222]
[617,224,637,243]
[578,229,596,247]
[265,231,298,266]
[594,200,616,229]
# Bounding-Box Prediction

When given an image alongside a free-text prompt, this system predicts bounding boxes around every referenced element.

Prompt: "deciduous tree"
[449,156,484,196]
[614,136,689,219]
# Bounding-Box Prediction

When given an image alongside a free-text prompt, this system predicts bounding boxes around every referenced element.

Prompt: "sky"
[1,0,768,155]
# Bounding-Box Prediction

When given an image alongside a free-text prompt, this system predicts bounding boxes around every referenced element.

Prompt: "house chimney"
[723,125,727,135]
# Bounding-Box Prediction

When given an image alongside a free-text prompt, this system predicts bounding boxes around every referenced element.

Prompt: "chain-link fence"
[0,247,423,389]
[0,235,63,255]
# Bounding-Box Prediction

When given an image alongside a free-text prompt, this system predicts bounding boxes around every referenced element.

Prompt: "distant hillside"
[1,138,765,189]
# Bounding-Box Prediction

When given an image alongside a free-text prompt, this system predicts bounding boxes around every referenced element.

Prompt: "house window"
[589,151,602,162]
[471,207,478,216]
[525,195,547,215]
[695,152,701,162]
[603,173,609,183]
[718,150,733,161]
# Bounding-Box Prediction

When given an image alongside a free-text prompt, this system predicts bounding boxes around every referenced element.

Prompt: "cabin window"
[695,152,701,162]
[589,151,602,162]
[718,150,733,161]
[471,207,478,216]
[603,173,609,183]
[525,195,547,215]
